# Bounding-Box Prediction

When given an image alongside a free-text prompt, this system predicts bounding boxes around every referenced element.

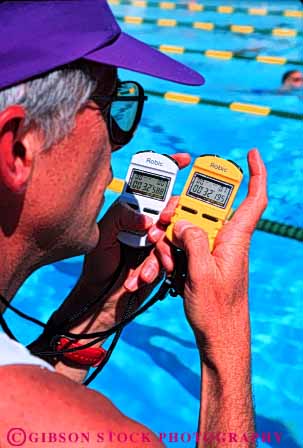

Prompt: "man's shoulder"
[0,365,163,448]
[0,364,120,425]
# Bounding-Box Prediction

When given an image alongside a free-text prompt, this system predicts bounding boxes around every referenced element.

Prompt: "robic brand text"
[210,162,227,172]
[146,158,163,166]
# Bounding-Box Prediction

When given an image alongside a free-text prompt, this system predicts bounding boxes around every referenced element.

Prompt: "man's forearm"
[198,361,254,448]
[41,269,158,383]
[197,311,255,447]
[53,282,130,383]
[30,277,127,383]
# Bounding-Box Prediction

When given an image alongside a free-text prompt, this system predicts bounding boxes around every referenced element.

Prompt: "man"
[0,1,267,447]
[281,70,303,90]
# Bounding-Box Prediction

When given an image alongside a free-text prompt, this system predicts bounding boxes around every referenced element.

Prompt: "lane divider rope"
[145,89,303,121]
[109,0,303,19]
[106,179,303,242]
[116,14,302,38]
[152,44,302,66]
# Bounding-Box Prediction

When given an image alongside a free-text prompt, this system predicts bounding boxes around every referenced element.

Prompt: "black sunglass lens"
[110,118,129,145]
[109,82,141,145]
[111,100,138,132]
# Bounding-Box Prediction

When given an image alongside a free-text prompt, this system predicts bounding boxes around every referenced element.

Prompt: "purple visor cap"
[0,0,204,91]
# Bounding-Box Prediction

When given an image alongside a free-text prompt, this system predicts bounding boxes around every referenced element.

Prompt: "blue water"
[4,1,303,447]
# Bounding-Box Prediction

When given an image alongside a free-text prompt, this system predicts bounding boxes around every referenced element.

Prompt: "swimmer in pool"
[280,70,303,91]
[229,69,303,96]
[0,1,267,447]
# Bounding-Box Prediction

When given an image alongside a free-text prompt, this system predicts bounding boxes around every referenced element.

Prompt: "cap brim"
[84,32,204,86]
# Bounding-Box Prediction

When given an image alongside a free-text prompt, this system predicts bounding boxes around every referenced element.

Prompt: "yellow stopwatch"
[166,154,243,251]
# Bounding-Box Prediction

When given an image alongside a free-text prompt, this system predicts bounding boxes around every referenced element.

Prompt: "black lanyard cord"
[0,243,129,348]
[33,277,169,358]
[0,245,183,384]
[27,278,170,387]
[0,294,45,328]
[0,274,168,358]
[41,244,153,337]
[83,293,138,386]
[43,253,127,336]
[0,312,18,341]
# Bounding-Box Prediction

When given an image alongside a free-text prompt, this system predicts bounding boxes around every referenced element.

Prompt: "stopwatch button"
[135,150,155,154]
[143,207,159,215]
[127,203,139,210]
[163,154,179,167]
[227,159,243,174]
[198,154,220,158]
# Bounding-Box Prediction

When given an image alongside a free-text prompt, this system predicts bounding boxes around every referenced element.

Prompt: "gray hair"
[0,61,98,150]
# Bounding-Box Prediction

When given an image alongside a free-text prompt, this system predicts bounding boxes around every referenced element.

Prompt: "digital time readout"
[187,173,233,208]
[126,169,170,201]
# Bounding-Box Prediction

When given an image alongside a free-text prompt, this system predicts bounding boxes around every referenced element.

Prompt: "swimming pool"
[5,0,302,446]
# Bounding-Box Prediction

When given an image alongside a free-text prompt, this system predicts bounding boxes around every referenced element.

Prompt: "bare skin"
[0,62,267,447]
[281,70,303,91]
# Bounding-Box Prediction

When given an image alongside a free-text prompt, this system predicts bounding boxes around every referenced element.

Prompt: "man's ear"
[0,105,33,193]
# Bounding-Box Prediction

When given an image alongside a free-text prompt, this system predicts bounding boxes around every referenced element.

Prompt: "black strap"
[0,310,18,341]
[0,279,170,387]
[0,294,45,328]
[34,278,168,358]
[167,248,188,297]
[0,245,184,384]
[83,292,138,386]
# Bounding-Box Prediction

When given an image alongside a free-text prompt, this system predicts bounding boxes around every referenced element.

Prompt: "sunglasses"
[90,80,148,146]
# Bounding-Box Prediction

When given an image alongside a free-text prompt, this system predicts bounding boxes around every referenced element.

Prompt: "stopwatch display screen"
[187,173,233,208]
[126,169,170,201]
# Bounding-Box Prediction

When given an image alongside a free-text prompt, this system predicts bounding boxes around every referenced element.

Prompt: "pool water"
[4,1,303,446]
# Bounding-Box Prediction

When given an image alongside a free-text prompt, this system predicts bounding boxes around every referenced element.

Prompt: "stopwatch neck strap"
[44,273,170,345]
[167,247,188,297]
[0,277,171,385]
[0,302,18,341]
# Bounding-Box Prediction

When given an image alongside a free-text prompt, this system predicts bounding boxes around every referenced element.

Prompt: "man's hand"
[77,153,191,320]
[163,148,266,445]
[46,154,191,336]
[129,148,267,354]
[126,148,267,446]
[33,153,190,381]
[173,148,267,363]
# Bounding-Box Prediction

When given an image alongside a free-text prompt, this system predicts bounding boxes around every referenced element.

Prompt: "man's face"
[26,63,119,261]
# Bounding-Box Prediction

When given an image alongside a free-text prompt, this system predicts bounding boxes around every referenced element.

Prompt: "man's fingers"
[173,220,212,285]
[102,201,153,238]
[170,153,191,169]
[246,148,267,203]
[114,151,190,243]
[154,240,174,273]
[124,251,160,292]
[159,196,180,224]
[228,149,267,233]
[148,196,180,243]
[140,253,161,283]
[147,152,191,241]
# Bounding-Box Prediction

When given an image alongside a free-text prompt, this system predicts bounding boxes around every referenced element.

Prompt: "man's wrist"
[199,337,253,419]
[200,360,254,440]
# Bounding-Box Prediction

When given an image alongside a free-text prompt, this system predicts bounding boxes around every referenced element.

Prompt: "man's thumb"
[103,202,153,236]
[173,220,211,282]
